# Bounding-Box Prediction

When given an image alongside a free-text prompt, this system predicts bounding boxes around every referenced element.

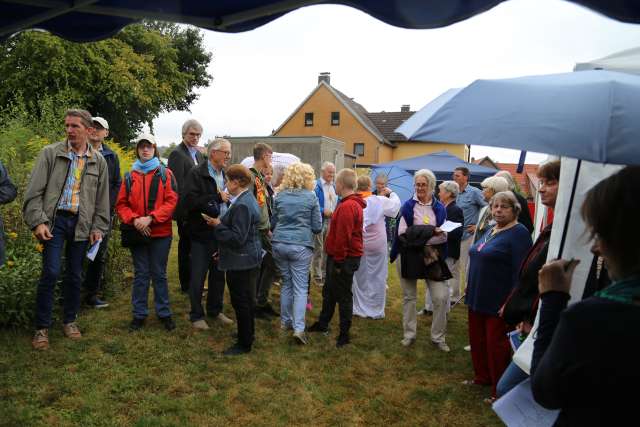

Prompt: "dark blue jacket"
[0,160,17,266]
[101,143,121,213]
[215,190,262,271]
[390,196,447,263]
[445,201,464,260]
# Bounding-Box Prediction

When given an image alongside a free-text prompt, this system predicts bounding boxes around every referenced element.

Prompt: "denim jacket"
[272,189,322,249]
[214,190,262,271]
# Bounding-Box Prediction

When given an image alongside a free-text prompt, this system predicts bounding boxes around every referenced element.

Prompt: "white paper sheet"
[440,220,462,233]
[493,379,559,427]
[86,239,102,261]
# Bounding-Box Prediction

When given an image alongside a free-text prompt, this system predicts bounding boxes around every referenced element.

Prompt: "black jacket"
[182,161,223,243]
[531,293,640,426]
[101,143,121,213]
[445,201,464,260]
[398,224,451,281]
[514,191,534,234]
[168,142,206,220]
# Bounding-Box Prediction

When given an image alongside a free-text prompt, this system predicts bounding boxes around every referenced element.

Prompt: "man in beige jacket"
[23,109,110,350]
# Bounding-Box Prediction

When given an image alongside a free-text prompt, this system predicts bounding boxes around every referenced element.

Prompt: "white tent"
[574,46,640,75]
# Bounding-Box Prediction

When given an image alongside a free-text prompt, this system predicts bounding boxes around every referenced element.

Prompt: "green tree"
[0,23,212,145]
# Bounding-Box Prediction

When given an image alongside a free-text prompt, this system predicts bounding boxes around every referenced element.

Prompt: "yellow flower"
[35,243,44,253]
[6,260,14,267]
[7,232,17,240]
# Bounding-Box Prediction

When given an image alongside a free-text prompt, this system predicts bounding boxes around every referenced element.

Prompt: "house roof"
[273,81,394,146]
[473,156,499,169]
[366,111,415,142]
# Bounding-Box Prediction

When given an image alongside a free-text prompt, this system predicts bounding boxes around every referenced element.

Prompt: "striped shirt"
[57,144,89,213]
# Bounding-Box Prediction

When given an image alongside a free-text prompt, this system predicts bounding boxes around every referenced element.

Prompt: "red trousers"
[468,309,511,398]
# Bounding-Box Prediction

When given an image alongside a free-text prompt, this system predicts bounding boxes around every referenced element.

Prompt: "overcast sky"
[151,0,640,163]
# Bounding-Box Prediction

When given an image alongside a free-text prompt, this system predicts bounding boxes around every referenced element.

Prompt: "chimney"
[401,104,410,112]
[318,72,331,85]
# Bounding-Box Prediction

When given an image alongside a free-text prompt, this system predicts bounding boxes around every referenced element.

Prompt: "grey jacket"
[0,160,18,266]
[214,190,262,271]
[23,141,110,241]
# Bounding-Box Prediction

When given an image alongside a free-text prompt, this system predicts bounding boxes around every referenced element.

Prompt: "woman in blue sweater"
[466,191,532,401]
[272,163,322,344]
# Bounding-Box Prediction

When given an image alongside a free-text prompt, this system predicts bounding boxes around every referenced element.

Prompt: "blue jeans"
[130,237,172,319]
[496,361,529,398]
[273,242,313,333]
[35,214,89,329]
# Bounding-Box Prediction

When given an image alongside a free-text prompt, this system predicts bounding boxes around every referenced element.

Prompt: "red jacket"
[115,167,178,238]
[325,193,365,262]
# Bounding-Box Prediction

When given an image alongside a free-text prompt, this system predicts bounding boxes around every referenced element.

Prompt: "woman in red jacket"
[116,134,178,332]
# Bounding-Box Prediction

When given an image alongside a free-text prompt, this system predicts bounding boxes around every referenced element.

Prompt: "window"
[304,112,314,127]
[331,111,340,126]
[353,143,365,157]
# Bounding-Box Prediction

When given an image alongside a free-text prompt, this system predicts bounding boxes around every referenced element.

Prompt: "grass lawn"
[0,236,502,427]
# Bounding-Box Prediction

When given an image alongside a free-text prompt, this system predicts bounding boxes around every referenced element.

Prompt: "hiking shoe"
[223,343,251,356]
[32,329,49,350]
[401,337,415,347]
[214,313,234,325]
[336,333,350,348]
[160,316,176,331]
[63,322,82,340]
[129,318,145,332]
[293,331,309,345]
[86,296,109,309]
[192,319,210,330]
[307,322,329,335]
[433,341,451,352]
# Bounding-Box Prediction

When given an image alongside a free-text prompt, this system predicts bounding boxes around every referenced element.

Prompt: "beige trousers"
[396,256,449,344]
[456,237,473,297]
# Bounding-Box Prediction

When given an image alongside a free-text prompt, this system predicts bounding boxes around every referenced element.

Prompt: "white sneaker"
[215,313,234,325]
[192,319,210,330]
[401,337,415,347]
[433,341,450,352]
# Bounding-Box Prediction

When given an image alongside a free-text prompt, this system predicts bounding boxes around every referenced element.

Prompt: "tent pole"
[557,159,582,258]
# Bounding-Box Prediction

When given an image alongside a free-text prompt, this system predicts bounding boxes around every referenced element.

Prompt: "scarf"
[595,277,640,304]
[132,157,160,174]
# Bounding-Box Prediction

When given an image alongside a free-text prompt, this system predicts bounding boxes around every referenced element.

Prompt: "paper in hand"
[493,379,559,427]
[440,220,462,233]
[86,239,102,261]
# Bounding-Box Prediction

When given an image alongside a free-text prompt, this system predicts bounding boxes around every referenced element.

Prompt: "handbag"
[119,169,164,248]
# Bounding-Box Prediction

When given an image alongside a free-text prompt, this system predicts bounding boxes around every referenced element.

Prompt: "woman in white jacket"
[352,176,400,319]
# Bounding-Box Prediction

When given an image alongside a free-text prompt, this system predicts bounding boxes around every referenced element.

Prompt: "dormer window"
[305,112,314,127]
[331,112,340,126]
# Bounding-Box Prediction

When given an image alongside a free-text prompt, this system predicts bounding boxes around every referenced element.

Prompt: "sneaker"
[223,343,251,356]
[307,322,329,335]
[293,331,308,345]
[63,322,82,340]
[401,337,415,347]
[464,345,471,352]
[433,341,451,352]
[417,309,432,316]
[214,313,234,325]
[160,316,176,331]
[32,329,49,350]
[129,318,145,332]
[336,333,350,348]
[192,319,210,330]
[86,296,109,309]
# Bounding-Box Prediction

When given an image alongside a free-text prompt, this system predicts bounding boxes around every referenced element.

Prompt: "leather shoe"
[223,343,251,356]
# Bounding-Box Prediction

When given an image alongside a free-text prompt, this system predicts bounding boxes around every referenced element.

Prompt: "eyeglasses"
[214,150,232,157]
[414,183,429,188]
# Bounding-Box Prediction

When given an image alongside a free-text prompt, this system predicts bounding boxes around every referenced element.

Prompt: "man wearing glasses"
[168,119,206,294]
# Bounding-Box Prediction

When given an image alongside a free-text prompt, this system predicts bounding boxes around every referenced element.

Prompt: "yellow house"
[274,73,469,165]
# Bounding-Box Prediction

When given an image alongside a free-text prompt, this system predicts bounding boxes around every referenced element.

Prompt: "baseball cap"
[92,116,109,130]
[134,133,157,146]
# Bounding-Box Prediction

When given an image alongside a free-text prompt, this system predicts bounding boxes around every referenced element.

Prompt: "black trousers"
[177,222,191,292]
[318,256,360,335]
[189,239,226,321]
[227,267,260,350]
[83,215,113,298]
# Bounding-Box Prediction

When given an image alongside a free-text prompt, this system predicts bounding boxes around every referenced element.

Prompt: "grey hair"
[375,173,388,184]
[181,119,203,137]
[491,191,522,217]
[321,161,336,171]
[494,170,517,190]
[414,169,436,192]
[481,176,510,193]
[439,180,460,198]
[207,137,230,156]
[65,109,93,128]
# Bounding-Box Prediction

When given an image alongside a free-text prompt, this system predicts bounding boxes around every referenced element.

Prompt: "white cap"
[92,116,109,130]
[134,133,157,146]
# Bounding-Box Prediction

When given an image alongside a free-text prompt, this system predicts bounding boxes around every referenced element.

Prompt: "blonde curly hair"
[278,162,316,191]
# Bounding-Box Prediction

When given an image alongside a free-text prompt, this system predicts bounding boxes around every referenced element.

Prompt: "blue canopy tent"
[371,151,497,184]
[2,1,640,42]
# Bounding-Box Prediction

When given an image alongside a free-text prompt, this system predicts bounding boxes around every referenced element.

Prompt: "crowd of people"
[3,108,639,422]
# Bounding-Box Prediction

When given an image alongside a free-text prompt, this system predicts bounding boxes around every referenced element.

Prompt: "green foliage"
[0,22,212,145]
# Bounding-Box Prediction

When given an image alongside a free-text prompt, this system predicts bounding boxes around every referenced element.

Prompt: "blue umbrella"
[396,70,640,165]
[370,165,414,204]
